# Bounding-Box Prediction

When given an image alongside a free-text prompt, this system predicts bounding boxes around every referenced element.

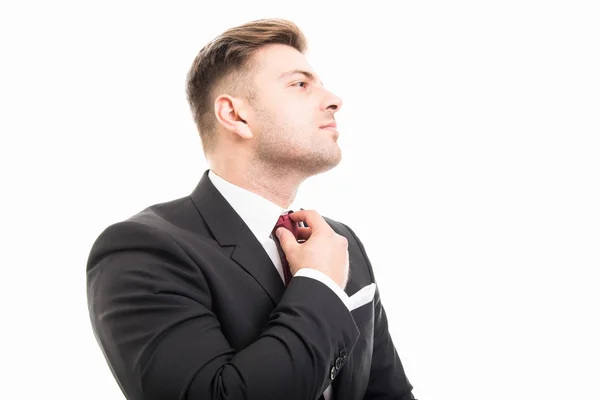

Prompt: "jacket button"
[330,366,337,380]
[340,348,347,360]
[335,357,342,369]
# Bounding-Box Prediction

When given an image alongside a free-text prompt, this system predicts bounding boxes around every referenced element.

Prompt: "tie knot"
[272,210,299,240]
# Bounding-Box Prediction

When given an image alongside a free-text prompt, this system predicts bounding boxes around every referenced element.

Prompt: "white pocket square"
[348,283,376,311]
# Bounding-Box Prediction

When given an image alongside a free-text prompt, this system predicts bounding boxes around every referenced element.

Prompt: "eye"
[293,81,308,89]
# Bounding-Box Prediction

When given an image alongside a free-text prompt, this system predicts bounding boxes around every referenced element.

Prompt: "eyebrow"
[277,69,324,86]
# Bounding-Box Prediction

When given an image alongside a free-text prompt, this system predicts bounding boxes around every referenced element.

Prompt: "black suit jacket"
[87,169,415,400]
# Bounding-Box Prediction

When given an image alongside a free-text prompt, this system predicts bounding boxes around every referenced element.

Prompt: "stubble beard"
[248,92,341,178]
[255,121,341,178]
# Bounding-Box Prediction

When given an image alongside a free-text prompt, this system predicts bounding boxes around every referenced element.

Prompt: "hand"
[275,209,349,289]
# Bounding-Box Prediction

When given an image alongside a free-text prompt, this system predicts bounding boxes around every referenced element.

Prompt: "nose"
[322,88,343,113]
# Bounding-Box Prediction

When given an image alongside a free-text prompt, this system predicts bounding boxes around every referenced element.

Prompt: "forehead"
[251,44,318,82]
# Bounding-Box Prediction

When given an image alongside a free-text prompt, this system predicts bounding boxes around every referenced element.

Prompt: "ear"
[214,95,252,139]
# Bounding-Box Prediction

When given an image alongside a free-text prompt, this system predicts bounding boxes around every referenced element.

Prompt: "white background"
[1,1,599,399]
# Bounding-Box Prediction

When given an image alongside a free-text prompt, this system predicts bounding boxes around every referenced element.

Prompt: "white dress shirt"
[208,169,375,400]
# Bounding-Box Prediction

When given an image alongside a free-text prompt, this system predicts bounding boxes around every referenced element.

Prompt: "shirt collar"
[208,169,302,243]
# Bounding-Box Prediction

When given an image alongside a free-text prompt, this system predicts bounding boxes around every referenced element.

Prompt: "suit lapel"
[189,169,285,305]
[230,236,286,304]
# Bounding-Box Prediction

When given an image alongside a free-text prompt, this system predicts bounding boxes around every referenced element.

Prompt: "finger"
[275,227,297,250]
[296,226,312,241]
[288,209,326,231]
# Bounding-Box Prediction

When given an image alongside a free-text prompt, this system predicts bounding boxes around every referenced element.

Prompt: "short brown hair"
[186,18,307,156]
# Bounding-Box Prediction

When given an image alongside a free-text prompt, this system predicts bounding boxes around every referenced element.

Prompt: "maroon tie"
[271,210,299,286]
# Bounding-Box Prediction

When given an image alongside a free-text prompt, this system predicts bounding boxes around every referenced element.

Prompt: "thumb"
[275,227,296,250]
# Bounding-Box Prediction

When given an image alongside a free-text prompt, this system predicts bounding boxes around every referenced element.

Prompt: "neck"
[209,160,306,209]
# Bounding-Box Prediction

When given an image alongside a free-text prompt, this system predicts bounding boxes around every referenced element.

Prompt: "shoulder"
[86,195,194,268]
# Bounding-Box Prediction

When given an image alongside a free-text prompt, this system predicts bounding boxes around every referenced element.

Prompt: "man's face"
[246,44,343,175]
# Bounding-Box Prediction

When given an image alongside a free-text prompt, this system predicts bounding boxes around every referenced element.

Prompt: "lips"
[320,121,339,139]
[320,121,337,129]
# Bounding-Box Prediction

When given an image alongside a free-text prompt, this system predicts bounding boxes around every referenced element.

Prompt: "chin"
[314,153,343,175]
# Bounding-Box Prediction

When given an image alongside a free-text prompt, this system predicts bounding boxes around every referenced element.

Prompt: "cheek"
[271,105,303,128]
[258,95,315,133]
[282,103,314,127]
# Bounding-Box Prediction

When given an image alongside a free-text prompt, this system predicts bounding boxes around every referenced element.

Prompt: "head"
[186,18,343,178]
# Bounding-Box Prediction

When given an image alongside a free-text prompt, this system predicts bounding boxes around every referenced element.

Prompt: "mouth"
[320,121,337,130]
[320,123,339,139]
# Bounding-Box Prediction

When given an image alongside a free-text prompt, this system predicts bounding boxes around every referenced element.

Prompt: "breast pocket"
[348,294,375,373]
[349,283,376,323]
[350,296,375,331]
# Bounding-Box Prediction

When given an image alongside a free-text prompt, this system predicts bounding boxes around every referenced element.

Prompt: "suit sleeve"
[86,220,360,400]
[343,223,417,400]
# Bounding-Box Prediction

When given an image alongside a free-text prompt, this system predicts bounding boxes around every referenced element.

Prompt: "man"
[87,18,416,400]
